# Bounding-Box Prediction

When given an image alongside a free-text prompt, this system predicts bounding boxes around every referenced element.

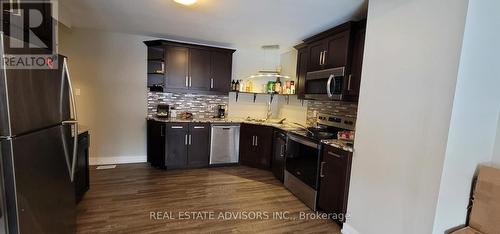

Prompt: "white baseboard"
[342,223,360,234]
[89,156,147,166]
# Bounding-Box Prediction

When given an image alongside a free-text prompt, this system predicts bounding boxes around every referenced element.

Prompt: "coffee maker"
[217,104,227,119]
[156,104,170,118]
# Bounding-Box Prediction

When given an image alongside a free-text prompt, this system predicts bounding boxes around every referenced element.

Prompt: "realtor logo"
[1,1,58,69]
[2,0,54,51]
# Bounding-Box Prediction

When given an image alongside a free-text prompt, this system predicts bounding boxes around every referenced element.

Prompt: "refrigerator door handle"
[62,58,78,182]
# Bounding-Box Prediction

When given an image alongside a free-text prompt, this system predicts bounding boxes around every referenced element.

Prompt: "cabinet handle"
[171,126,183,129]
[319,51,323,65]
[188,134,192,145]
[322,50,327,65]
[255,136,258,146]
[280,145,285,157]
[185,76,189,87]
[194,126,205,129]
[347,74,352,91]
[189,76,192,87]
[185,134,188,145]
[161,125,165,136]
[328,151,342,158]
[210,78,214,89]
[320,162,326,178]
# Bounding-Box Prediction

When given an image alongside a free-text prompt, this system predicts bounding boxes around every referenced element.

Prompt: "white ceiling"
[61,0,367,51]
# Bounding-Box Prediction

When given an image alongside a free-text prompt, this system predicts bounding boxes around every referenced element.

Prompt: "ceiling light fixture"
[174,0,198,5]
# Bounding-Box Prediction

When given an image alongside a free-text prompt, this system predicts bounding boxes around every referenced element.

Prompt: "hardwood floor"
[77,164,341,233]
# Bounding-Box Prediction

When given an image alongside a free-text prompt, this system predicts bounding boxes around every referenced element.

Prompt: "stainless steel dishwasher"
[210,124,240,165]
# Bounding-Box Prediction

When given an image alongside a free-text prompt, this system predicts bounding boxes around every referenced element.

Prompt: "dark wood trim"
[159,88,231,96]
[303,21,354,44]
[144,40,236,54]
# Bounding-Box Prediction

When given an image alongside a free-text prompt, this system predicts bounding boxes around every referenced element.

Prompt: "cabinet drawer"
[322,145,351,161]
[166,123,189,130]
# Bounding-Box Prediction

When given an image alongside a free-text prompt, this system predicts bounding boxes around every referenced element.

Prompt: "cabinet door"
[165,123,189,169]
[75,132,90,203]
[272,130,286,182]
[211,51,232,93]
[147,120,166,168]
[165,46,189,90]
[308,41,326,72]
[189,48,212,91]
[254,125,274,169]
[296,47,308,99]
[318,147,352,223]
[187,123,210,168]
[324,30,351,69]
[345,24,366,99]
[239,123,255,166]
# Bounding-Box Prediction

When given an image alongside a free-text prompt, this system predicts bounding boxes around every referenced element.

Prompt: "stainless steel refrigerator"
[0,34,78,233]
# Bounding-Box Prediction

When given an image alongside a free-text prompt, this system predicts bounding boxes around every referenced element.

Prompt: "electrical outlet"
[75,88,81,96]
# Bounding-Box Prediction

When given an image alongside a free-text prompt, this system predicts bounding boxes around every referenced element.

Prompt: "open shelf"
[229,91,297,103]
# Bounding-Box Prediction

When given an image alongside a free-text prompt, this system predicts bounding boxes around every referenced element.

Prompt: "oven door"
[285,134,321,189]
[304,67,345,100]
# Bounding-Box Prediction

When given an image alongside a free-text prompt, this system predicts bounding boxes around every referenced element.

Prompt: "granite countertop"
[321,139,354,152]
[147,117,353,152]
[147,117,301,131]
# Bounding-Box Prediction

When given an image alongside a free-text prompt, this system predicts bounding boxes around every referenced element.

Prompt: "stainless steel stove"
[284,113,355,210]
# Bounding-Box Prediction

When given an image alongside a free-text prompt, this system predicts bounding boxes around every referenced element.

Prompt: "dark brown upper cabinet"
[165,46,189,90]
[295,20,366,101]
[144,40,235,95]
[344,20,366,101]
[189,48,212,91]
[323,30,351,69]
[294,44,308,99]
[307,40,327,72]
[305,22,353,72]
[211,51,233,93]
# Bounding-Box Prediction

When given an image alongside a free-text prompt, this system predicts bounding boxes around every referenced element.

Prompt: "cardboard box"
[451,227,484,234]
[451,165,500,234]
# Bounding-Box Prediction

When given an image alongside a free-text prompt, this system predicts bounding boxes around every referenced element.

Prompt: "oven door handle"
[326,74,335,98]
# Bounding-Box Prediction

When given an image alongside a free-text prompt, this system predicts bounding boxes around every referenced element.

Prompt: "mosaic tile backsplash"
[148,92,229,119]
[306,101,358,126]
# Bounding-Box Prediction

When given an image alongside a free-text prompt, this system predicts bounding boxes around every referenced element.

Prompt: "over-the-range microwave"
[304,67,345,101]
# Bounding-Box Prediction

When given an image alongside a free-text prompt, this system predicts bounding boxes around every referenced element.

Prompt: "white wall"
[227,92,279,119]
[494,114,500,164]
[432,1,500,232]
[344,1,469,234]
[59,27,151,165]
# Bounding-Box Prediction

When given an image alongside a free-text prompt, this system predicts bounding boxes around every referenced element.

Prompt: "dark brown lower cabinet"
[147,121,210,170]
[75,131,90,203]
[165,123,189,169]
[147,120,166,168]
[272,130,287,182]
[317,145,353,225]
[187,123,210,168]
[239,123,273,169]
